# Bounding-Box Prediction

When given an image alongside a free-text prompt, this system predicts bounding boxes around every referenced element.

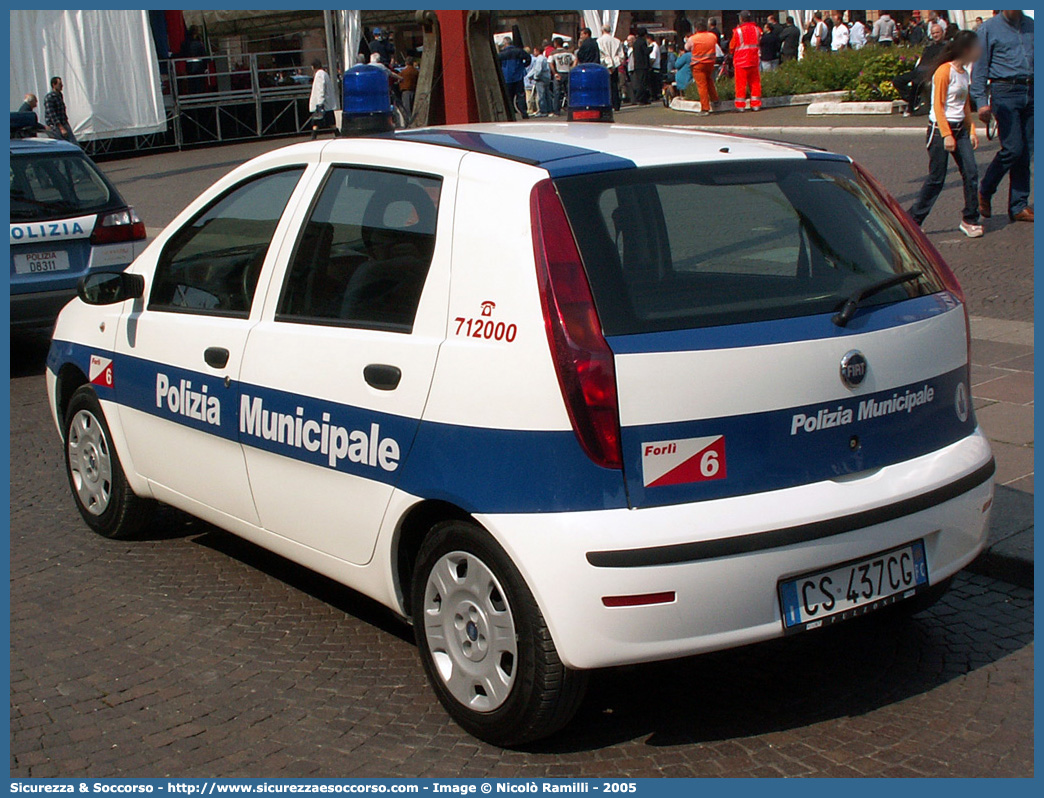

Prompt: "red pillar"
[435,10,480,124]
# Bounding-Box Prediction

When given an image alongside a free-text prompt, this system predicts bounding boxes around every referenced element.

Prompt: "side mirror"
[77,271,145,306]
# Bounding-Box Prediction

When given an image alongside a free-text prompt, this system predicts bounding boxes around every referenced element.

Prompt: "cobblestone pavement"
[9,344,1035,778]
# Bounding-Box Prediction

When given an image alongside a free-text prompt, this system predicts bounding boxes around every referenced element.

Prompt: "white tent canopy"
[10,10,164,140]
[581,10,620,37]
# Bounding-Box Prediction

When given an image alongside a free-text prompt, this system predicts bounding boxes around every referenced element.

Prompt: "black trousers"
[633,67,650,104]
[505,80,527,119]
[909,123,980,225]
[609,68,622,111]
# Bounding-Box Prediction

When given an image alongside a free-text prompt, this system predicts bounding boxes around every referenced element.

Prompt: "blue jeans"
[534,80,552,115]
[909,123,980,225]
[980,82,1034,215]
[552,73,569,114]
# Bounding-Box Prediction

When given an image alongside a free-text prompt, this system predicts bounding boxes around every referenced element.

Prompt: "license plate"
[779,540,929,633]
[14,249,71,274]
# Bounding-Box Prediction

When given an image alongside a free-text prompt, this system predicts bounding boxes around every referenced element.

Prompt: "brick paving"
[12,115,1034,777]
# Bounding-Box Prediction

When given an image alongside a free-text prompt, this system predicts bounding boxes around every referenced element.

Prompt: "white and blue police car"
[46,75,993,745]
[10,116,147,331]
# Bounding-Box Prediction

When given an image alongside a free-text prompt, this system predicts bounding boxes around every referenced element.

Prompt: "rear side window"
[10,153,118,222]
[555,160,944,335]
[150,167,304,316]
[276,166,441,333]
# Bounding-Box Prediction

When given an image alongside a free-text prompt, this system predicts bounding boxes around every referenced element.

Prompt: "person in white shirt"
[831,14,850,51]
[308,59,333,140]
[849,18,867,50]
[597,24,625,110]
[647,35,661,100]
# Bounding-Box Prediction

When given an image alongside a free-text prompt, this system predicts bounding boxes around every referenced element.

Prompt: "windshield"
[554,159,944,336]
[10,152,120,222]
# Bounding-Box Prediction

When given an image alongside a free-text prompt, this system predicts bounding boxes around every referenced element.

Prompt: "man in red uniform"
[730,10,762,111]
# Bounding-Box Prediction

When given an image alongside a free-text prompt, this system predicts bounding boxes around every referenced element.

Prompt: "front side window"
[555,160,944,335]
[277,166,442,333]
[149,167,305,316]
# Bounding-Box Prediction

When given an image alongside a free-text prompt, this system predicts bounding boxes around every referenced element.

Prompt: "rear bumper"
[478,429,994,670]
[10,288,76,331]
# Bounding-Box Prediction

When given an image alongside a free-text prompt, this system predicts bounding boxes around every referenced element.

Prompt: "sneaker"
[960,220,984,238]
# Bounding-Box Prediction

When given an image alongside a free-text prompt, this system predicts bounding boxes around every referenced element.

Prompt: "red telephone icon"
[480,301,495,317]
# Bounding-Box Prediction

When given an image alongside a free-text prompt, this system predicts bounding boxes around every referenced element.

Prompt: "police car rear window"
[554,160,944,336]
[10,152,119,222]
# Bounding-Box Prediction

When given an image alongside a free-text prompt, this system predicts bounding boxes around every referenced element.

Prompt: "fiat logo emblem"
[840,350,867,388]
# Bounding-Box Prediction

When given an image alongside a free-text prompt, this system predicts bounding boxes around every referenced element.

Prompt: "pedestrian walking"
[18,93,37,114]
[399,57,418,118]
[647,33,662,101]
[622,35,636,104]
[597,25,625,111]
[872,12,897,46]
[686,19,719,113]
[631,28,652,105]
[576,27,600,64]
[909,32,984,237]
[526,47,553,117]
[308,60,334,139]
[43,76,76,144]
[760,22,781,71]
[850,16,868,50]
[730,11,762,111]
[904,19,925,46]
[550,39,575,115]
[810,13,830,52]
[971,10,1035,222]
[498,38,531,119]
[831,14,850,51]
[779,16,800,62]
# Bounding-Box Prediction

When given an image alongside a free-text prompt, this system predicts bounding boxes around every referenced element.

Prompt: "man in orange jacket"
[686,19,720,113]
[730,10,762,111]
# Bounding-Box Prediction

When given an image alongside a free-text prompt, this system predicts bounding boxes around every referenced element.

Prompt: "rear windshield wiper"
[832,270,923,327]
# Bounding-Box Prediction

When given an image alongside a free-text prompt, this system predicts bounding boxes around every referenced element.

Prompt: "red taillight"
[90,208,146,245]
[530,179,622,470]
[852,162,972,361]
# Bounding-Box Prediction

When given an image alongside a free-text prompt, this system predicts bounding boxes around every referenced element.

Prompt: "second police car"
[11,116,147,330]
[46,71,994,745]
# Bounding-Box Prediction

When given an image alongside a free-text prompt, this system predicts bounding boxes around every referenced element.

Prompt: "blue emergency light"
[567,63,614,122]
[340,64,394,136]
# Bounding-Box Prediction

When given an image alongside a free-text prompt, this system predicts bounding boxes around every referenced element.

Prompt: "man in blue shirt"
[971,10,1034,222]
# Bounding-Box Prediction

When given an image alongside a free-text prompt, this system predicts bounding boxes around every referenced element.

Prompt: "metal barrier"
[85,50,321,157]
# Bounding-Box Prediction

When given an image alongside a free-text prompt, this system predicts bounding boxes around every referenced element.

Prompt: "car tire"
[64,385,154,539]
[412,520,588,746]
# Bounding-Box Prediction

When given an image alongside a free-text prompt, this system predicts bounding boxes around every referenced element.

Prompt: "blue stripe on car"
[390,129,637,177]
[48,324,973,514]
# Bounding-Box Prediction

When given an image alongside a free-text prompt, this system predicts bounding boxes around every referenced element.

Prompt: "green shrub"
[680,45,922,103]
[847,49,916,100]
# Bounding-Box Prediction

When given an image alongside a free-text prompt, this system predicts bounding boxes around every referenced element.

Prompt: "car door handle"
[204,347,230,369]
[364,364,401,391]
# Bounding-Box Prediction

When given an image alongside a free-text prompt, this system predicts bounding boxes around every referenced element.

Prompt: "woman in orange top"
[908,31,984,238]
[685,19,719,114]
